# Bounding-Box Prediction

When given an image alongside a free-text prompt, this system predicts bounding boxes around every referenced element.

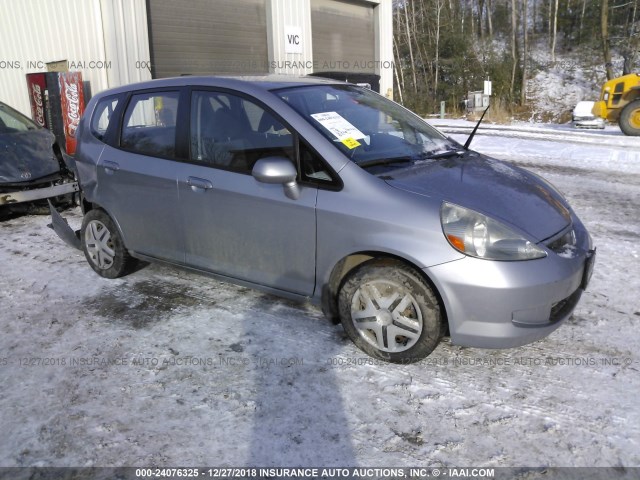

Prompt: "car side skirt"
[130,251,318,306]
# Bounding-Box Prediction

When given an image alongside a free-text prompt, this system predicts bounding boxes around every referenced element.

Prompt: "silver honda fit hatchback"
[69,75,595,363]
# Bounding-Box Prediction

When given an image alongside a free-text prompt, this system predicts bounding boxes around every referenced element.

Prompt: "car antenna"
[464,105,490,150]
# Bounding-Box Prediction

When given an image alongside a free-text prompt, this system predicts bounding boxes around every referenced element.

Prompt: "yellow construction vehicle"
[593,73,640,136]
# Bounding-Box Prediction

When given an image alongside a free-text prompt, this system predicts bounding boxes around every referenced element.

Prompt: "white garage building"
[0,0,393,118]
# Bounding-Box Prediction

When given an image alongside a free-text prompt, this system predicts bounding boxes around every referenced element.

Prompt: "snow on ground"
[430,119,640,167]
[1,125,639,469]
[524,45,609,123]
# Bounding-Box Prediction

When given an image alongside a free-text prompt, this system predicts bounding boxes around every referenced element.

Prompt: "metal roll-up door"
[147,0,268,78]
[311,0,376,74]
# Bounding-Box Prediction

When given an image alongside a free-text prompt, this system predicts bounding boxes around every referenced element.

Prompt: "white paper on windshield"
[310,112,366,141]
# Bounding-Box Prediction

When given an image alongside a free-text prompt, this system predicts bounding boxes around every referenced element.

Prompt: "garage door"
[147,0,268,77]
[311,0,376,74]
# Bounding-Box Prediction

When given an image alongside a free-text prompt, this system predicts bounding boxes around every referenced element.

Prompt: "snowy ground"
[524,45,609,123]
[1,124,639,469]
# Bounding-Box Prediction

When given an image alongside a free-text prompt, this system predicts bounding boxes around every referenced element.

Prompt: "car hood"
[384,153,572,241]
[0,129,60,184]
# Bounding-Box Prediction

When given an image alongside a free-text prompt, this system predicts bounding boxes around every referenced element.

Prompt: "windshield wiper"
[357,148,465,169]
[356,156,414,169]
[422,149,465,160]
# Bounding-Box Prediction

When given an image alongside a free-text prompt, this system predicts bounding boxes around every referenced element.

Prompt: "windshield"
[274,84,456,168]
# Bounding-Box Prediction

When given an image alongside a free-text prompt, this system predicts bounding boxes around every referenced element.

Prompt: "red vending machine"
[25,71,85,155]
[25,73,48,129]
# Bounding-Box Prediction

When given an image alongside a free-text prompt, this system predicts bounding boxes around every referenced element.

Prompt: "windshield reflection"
[275,84,455,168]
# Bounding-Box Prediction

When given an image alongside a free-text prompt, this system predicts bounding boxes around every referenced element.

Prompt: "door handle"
[103,160,120,175]
[187,176,213,191]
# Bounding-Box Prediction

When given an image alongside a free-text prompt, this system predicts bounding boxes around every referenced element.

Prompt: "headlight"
[441,202,547,261]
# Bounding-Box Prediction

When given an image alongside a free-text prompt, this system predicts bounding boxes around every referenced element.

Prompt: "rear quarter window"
[90,95,121,141]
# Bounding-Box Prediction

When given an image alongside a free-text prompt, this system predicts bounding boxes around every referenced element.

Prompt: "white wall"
[99,0,152,88]
[267,0,314,76]
[267,0,394,96]
[0,0,151,117]
[0,0,393,117]
[374,0,394,98]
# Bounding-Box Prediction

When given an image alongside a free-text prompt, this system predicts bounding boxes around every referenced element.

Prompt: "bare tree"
[551,0,559,62]
[461,0,466,34]
[511,0,519,98]
[471,0,476,38]
[601,0,614,80]
[548,0,552,43]
[393,36,405,103]
[434,0,444,99]
[622,0,639,74]
[402,1,418,93]
[521,0,528,105]
[578,0,587,43]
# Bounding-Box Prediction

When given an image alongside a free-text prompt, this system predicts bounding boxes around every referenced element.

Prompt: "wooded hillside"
[393,0,639,119]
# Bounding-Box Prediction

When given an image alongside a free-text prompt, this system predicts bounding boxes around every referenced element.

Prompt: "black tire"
[81,209,137,279]
[619,99,640,136]
[338,260,445,363]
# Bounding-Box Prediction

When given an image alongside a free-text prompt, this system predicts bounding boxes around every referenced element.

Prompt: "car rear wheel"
[81,209,137,278]
[338,260,444,363]
[619,99,640,136]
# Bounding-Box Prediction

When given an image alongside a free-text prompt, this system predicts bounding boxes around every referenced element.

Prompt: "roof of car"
[573,101,596,116]
[97,74,346,97]
[229,74,344,89]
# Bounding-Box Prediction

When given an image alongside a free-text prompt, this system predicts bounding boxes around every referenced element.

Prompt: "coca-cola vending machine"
[26,71,85,155]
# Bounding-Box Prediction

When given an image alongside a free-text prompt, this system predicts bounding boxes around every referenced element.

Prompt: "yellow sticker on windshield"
[342,137,361,149]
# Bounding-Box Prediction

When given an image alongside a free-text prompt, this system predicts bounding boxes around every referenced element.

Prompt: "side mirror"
[252,156,300,200]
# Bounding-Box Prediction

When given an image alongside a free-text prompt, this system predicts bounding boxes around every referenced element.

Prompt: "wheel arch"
[81,195,94,214]
[81,200,131,251]
[320,251,449,331]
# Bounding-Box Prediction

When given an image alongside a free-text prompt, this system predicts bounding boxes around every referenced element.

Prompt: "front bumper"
[0,181,79,206]
[573,118,605,129]
[1,171,78,207]
[425,228,594,349]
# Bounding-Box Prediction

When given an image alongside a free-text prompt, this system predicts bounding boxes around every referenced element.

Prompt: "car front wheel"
[338,260,445,363]
[81,209,137,279]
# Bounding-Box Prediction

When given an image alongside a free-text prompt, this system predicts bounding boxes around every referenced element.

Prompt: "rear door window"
[120,91,180,158]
